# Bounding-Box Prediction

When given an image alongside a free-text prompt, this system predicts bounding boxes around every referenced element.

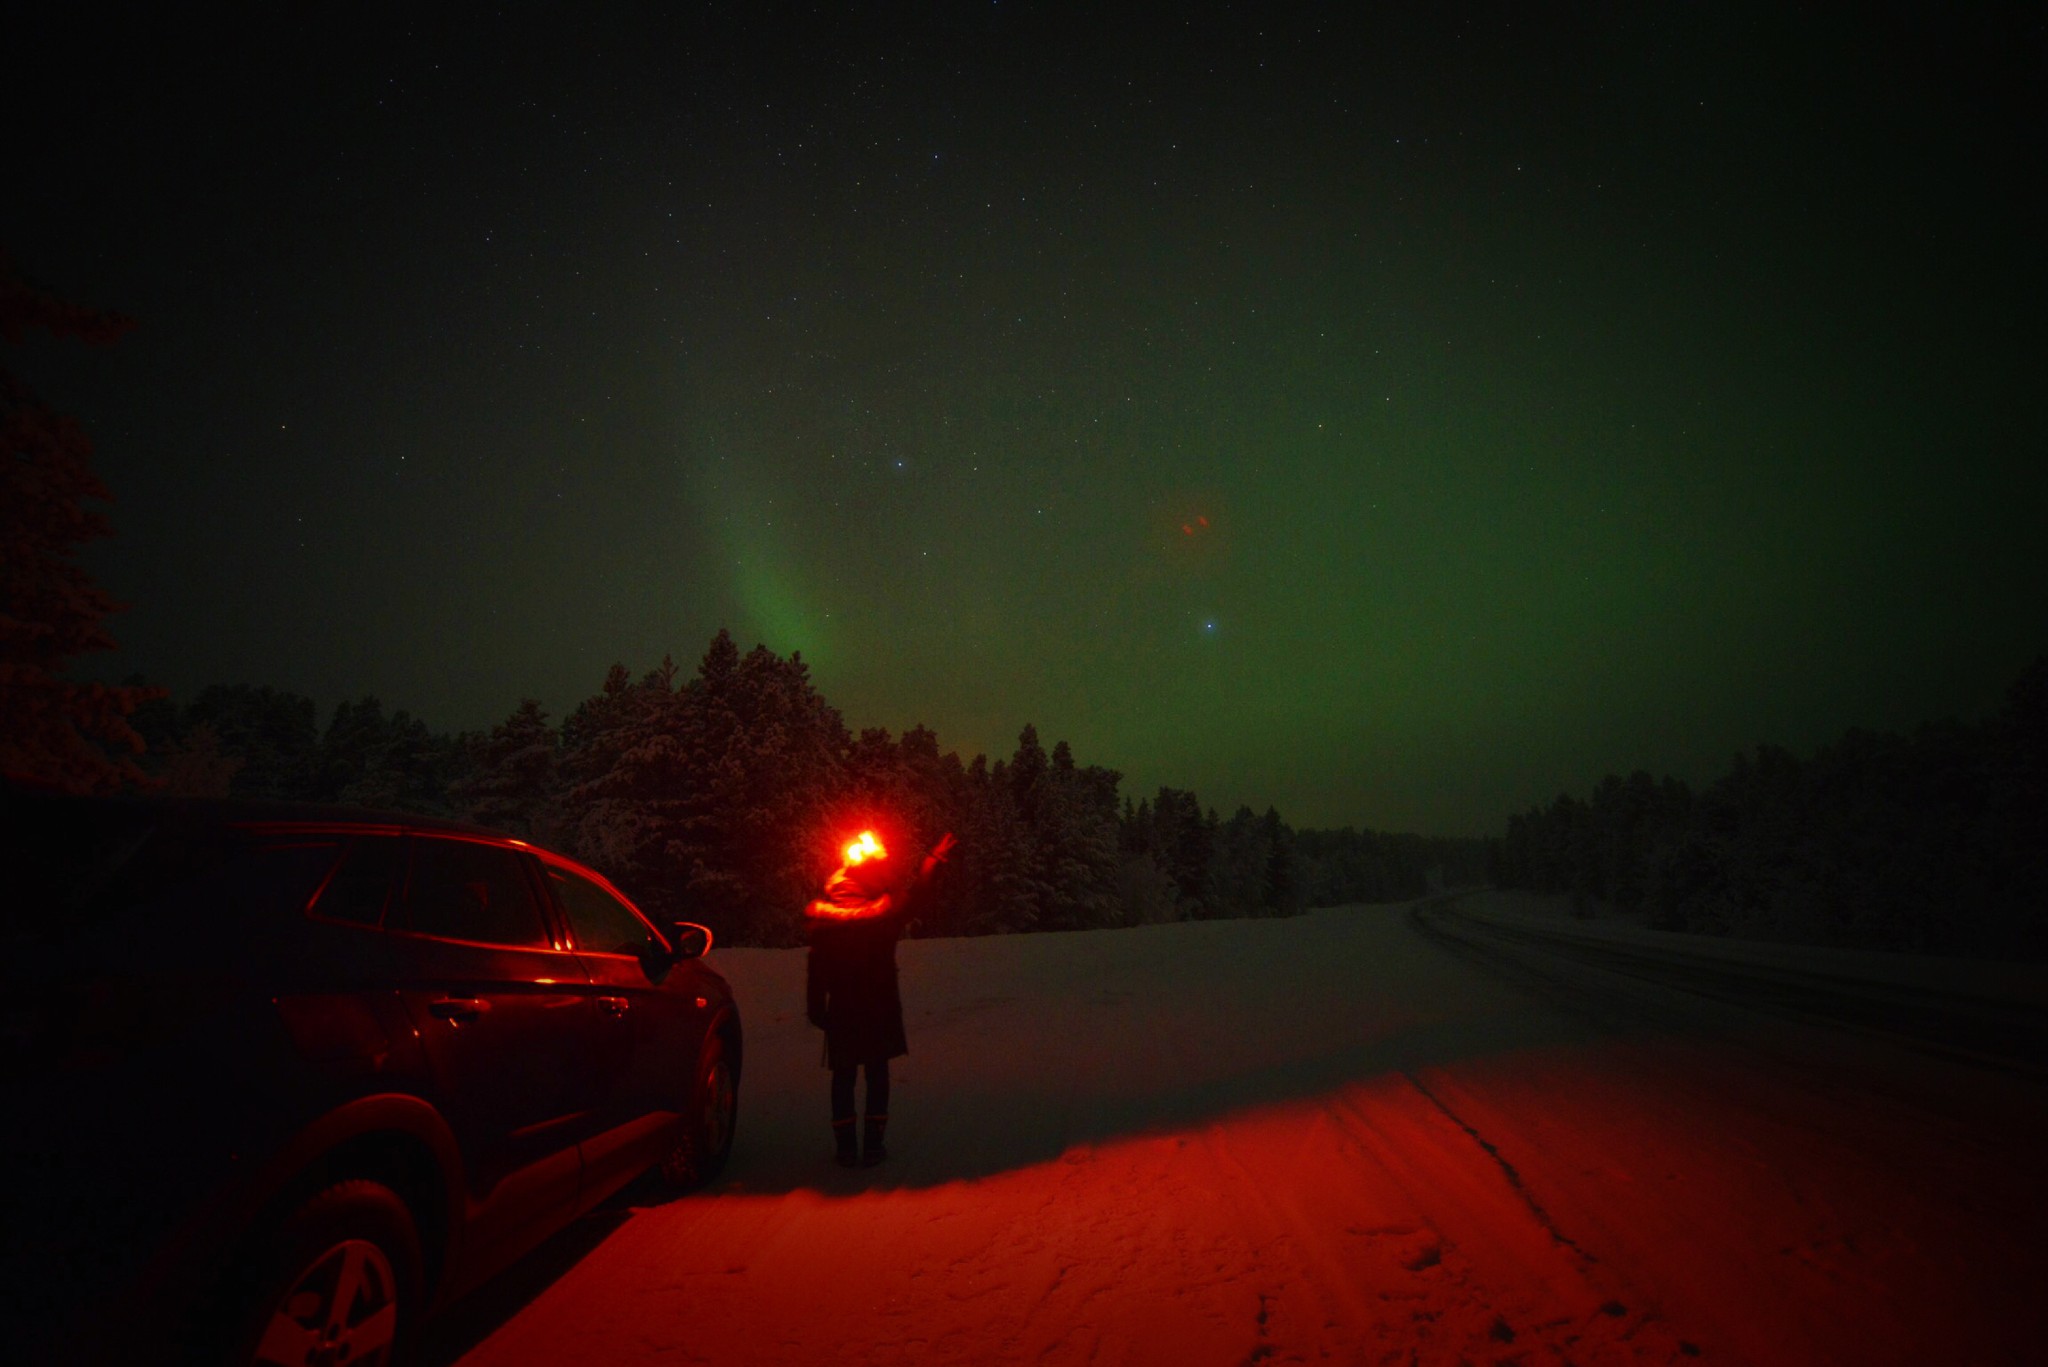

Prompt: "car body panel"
[383,930,598,1272]
[3,791,741,1366]
[532,852,729,1207]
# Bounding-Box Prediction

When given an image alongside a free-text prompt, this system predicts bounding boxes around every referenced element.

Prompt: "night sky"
[9,4,2044,835]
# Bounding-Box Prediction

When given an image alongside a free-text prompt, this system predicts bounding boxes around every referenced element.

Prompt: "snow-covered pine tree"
[889,724,971,933]
[312,697,451,814]
[1211,806,1271,916]
[558,657,696,923]
[999,728,1060,928]
[181,684,321,800]
[1029,740,1122,930]
[554,632,855,947]
[0,254,158,792]
[833,723,962,927]
[947,753,1038,935]
[450,698,559,838]
[693,639,850,945]
[1149,787,1217,916]
[152,722,244,798]
[1115,796,1182,925]
[553,662,644,871]
[1259,806,1302,915]
[894,725,965,847]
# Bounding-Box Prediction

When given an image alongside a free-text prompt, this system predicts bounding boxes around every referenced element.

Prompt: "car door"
[540,860,711,1208]
[384,835,600,1271]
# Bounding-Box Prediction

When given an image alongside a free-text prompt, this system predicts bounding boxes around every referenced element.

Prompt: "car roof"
[2,784,650,890]
[2,786,670,940]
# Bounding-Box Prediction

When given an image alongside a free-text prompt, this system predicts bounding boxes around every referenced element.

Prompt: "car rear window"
[307,836,406,926]
[390,837,552,948]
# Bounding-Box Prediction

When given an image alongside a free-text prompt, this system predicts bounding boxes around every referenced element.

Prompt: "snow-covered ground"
[426,895,2048,1366]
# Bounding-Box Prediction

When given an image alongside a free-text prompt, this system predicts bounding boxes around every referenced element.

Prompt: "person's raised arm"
[916,831,957,884]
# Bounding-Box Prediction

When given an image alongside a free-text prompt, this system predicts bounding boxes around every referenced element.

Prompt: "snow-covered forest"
[1492,659,2048,960]
[116,643,2048,958]
[120,630,1491,946]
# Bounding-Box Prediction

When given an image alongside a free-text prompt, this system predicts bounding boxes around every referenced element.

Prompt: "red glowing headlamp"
[842,830,887,867]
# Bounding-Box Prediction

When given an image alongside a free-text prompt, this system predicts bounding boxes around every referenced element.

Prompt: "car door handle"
[428,997,491,1023]
[596,996,630,1017]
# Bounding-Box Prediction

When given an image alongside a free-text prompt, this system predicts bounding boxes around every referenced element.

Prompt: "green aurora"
[7,5,2041,834]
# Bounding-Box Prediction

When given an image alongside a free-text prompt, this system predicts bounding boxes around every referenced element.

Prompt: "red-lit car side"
[7,795,742,1367]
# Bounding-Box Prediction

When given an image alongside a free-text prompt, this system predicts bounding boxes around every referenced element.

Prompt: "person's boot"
[833,1118,858,1167]
[860,1114,888,1167]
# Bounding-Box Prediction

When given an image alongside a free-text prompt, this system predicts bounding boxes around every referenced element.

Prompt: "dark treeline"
[1492,660,2048,960]
[123,631,1487,946]
[1297,827,1492,906]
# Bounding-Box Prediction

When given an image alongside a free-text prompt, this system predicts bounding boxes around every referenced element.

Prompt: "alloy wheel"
[251,1237,399,1367]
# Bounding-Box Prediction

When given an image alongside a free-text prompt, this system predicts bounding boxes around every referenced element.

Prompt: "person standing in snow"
[805,829,955,1167]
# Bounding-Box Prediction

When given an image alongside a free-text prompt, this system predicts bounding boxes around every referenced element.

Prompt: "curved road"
[426,896,2048,1366]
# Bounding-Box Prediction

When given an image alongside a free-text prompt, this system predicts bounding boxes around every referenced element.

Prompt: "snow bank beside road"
[1419,891,2048,1072]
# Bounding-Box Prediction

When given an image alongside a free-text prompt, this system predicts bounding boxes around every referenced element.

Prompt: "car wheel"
[660,1037,737,1189]
[228,1180,423,1367]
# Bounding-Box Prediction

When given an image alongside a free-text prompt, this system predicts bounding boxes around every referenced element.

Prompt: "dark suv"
[2,792,742,1367]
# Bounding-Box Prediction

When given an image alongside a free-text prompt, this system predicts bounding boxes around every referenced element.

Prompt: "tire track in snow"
[1196,1098,1554,1363]
[1398,1070,1594,1263]
[1197,1109,1454,1364]
[1312,1076,1692,1362]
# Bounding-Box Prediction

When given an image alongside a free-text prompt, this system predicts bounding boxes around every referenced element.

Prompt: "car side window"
[549,866,664,958]
[307,836,405,925]
[394,838,551,948]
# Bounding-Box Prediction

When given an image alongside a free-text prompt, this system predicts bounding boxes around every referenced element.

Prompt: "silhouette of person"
[804,829,954,1167]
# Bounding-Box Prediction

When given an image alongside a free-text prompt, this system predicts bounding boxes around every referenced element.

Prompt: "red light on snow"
[843,831,886,866]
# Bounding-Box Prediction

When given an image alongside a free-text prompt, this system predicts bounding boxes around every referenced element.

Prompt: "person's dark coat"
[804,868,910,1071]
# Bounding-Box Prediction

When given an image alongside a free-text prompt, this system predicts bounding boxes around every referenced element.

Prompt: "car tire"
[224,1179,424,1367]
[660,1036,737,1189]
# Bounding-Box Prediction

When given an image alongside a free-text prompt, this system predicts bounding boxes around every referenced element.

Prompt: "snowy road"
[424,897,2048,1366]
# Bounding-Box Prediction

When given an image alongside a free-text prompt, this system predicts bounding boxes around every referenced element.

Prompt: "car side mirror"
[668,921,712,961]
